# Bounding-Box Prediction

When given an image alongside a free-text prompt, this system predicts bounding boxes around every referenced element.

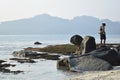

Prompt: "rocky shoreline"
[0,34,120,80]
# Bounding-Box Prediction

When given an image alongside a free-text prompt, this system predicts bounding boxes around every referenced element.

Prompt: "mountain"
[0,14,120,35]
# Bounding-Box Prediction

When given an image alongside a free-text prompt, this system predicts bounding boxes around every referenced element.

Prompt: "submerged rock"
[34,41,42,45]
[12,50,60,60]
[0,68,23,74]
[13,50,38,57]
[0,60,6,64]
[10,58,36,63]
[0,59,23,74]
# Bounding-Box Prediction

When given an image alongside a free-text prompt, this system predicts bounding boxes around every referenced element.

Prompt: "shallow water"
[0,35,78,80]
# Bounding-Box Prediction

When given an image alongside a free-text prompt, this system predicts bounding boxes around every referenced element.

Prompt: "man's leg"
[100,39,102,46]
[103,39,106,45]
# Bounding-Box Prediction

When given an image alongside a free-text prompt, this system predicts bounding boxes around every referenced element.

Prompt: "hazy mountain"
[0,14,120,35]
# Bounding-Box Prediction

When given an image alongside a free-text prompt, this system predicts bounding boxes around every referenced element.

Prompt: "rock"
[116,45,120,52]
[12,50,60,60]
[0,60,22,74]
[43,54,60,60]
[70,35,83,54]
[13,50,38,57]
[90,46,120,66]
[80,36,96,54]
[57,55,113,72]
[70,55,113,72]
[34,41,42,45]
[70,34,83,46]
[10,58,36,63]
[57,58,70,70]
[0,60,6,64]
[0,64,16,68]
[0,60,15,69]
[0,68,23,74]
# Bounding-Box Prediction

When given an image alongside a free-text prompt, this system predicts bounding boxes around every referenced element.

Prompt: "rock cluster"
[57,35,120,72]
[57,46,120,72]
[70,35,96,55]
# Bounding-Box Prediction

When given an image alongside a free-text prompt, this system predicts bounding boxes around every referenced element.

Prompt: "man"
[99,23,106,46]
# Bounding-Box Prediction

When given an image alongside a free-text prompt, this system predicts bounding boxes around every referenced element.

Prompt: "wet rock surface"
[10,58,36,63]
[0,68,23,74]
[0,49,60,74]
[0,60,23,74]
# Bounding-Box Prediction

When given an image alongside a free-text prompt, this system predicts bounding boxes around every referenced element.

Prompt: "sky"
[0,0,120,22]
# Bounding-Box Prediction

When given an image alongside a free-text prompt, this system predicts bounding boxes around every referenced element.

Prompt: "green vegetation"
[25,44,76,55]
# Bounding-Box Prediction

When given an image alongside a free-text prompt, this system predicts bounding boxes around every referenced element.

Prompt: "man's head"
[102,23,106,26]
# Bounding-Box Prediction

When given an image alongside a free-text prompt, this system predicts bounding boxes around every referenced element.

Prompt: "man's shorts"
[100,34,106,40]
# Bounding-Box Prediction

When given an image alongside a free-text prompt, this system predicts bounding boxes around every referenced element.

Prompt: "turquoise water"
[0,34,119,80]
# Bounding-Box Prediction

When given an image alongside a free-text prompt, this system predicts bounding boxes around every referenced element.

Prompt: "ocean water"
[0,34,120,80]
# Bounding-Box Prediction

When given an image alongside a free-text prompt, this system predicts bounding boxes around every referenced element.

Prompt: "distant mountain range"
[0,14,120,35]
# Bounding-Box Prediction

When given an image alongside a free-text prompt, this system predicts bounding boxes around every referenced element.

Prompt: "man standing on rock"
[99,23,106,46]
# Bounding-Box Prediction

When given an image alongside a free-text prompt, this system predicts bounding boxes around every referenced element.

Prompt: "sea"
[0,34,120,80]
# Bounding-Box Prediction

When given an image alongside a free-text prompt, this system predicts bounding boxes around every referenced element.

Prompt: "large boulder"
[57,46,120,72]
[80,36,96,54]
[70,55,113,72]
[70,35,83,54]
[57,55,113,72]
[90,46,120,66]
[70,35,83,46]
